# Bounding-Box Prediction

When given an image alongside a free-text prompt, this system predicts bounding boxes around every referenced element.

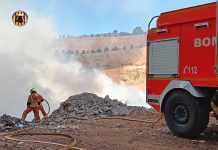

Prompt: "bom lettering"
[194,36,216,48]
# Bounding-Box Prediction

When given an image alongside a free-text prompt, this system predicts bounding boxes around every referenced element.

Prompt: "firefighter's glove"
[27,102,31,107]
[40,99,44,102]
[38,101,41,105]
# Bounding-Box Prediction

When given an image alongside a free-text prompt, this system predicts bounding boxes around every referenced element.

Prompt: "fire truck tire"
[197,100,209,133]
[164,91,209,138]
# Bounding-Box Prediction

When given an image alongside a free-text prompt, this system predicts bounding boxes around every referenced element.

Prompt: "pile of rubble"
[0,93,153,129]
[49,93,152,120]
[0,115,29,132]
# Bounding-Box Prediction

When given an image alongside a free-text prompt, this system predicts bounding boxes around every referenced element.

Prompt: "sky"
[4,0,216,36]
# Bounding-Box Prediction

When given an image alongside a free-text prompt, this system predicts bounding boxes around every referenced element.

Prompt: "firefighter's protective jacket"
[28,93,43,107]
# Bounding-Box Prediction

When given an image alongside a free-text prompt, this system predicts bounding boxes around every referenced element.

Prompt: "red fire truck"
[146,2,218,137]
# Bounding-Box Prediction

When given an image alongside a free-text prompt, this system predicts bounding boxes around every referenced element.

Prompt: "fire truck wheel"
[164,91,209,138]
[197,100,209,133]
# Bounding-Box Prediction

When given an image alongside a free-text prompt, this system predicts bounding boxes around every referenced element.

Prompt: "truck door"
[180,18,216,79]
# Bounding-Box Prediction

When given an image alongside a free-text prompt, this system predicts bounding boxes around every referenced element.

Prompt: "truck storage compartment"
[148,39,179,77]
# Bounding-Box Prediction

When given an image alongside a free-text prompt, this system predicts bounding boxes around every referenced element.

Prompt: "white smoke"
[0,4,58,118]
[0,2,150,119]
[34,52,151,109]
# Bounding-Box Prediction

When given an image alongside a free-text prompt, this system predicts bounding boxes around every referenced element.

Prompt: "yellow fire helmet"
[30,88,37,93]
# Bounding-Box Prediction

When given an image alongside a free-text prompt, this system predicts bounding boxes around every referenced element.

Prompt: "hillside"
[54,34,147,84]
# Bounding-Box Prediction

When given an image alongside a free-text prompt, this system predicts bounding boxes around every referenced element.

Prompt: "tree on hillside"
[132,27,144,35]
[113,30,118,34]
[119,32,130,36]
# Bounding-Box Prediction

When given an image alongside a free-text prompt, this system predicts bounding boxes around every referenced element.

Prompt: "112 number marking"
[183,66,198,75]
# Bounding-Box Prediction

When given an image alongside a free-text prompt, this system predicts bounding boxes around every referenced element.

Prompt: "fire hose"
[0,129,85,150]
[44,99,51,116]
[4,132,84,150]
[65,113,163,125]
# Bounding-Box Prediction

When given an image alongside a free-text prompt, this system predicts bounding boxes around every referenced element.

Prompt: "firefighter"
[22,88,47,121]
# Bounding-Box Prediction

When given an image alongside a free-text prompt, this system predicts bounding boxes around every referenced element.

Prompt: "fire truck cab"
[147,2,218,137]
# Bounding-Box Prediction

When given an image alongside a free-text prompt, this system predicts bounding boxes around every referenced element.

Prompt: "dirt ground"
[1,112,218,150]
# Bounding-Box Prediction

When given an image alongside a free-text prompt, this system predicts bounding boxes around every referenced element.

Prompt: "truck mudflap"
[149,104,160,111]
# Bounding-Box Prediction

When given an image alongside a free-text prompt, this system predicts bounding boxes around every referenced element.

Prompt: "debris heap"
[0,93,153,129]
[0,115,29,132]
[49,93,151,119]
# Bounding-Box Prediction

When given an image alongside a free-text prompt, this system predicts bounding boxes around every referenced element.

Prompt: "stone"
[111,108,120,116]
[17,124,24,128]
[198,140,206,144]
[103,107,111,112]
[116,122,124,128]
[138,132,143,135]
[67,106,74,112]
[93,111,99,115]
[74,107,79,112]
[119,108,130,116]
[13,118,21,124]
[55,118,63,123]
[69,111,76,117]
[105,95,110,100]
[192,140,206,144]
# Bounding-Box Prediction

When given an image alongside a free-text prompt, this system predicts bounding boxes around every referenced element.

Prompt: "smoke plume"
[0,2,150,120]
